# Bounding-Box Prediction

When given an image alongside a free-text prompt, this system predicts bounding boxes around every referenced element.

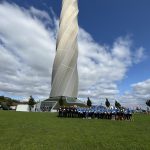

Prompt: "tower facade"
[50,0,79,98]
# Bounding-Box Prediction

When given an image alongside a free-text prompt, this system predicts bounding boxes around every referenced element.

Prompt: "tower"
[50,0,79,98]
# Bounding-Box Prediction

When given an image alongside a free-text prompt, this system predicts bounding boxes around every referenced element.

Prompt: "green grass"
[0,111,150,150]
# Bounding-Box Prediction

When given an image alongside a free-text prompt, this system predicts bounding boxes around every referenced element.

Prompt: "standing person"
[64,107,67,117]
[71,107,74,118]
[85,108,89,119]
[66,107,69,117]
[129,110,133,121]
[58,107,62,117]
[83,108,86,119]
[97,109,100,119]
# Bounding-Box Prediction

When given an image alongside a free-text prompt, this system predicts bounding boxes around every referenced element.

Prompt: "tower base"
[40,96,86,112]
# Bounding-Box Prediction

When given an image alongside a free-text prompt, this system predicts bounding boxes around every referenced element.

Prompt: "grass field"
[0,111,150,150]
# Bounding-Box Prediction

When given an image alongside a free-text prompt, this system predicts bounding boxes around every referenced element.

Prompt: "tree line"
[59,96,150,110]
[59,96,122,108]
[0,95,36,110]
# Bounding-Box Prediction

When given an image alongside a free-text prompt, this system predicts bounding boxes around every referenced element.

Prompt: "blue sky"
[0,0,150,108]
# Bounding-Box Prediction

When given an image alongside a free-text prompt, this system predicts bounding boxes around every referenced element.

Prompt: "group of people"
[58,106,133,121]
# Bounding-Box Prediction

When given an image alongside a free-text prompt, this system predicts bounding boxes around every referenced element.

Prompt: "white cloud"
[0,2,55,98]
[112,36,132,65]
[78,29,140,101]
[133,47,145,63]
[119,79,150,108]
[132,79,150,96]
[0,2,146,106]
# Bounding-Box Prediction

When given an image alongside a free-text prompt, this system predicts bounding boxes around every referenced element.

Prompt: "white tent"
[16,104,29,112]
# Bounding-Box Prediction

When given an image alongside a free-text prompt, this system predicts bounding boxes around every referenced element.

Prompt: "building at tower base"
[40,97,86,112]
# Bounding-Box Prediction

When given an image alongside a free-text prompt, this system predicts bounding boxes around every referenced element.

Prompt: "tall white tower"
[50,0,79,98]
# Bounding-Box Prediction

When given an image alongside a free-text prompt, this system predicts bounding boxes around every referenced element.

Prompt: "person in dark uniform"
[58,107,62,117]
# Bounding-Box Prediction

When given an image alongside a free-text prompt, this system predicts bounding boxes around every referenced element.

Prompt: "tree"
[6,99,13,107]
[0,96,4,100]
[1,102,10,110]
[105,98,110,108]
[87,97,92,107]
[28,96,36,111]
[146,100,150,107]
[115,100,121,109]
[59,96,64,106]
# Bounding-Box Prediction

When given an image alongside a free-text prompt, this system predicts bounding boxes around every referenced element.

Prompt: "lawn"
[0,111,149,150]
